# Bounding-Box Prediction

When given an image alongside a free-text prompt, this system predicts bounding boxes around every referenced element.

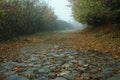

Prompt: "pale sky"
[44,0,73,22]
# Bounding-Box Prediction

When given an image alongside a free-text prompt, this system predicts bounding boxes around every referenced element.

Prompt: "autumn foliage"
[0,0,56,41]
[69,0,120,26]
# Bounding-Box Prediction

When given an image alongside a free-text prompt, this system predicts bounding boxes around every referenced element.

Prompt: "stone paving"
[0,43,120,80]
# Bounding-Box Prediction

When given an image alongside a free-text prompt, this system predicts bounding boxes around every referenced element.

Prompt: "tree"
[0,0,56,40]
[69,0,120,26]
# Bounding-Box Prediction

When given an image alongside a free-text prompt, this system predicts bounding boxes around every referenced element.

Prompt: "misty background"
[44,0,87,31]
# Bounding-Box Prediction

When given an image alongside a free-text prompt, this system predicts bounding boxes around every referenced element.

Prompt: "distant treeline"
[69,0,120,27]
[0,0,56,41]
[51,20,73,31]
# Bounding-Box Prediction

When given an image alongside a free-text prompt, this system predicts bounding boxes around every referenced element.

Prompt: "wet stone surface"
[0,44,120,80]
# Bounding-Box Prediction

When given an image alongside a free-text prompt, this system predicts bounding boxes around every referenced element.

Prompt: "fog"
[71,20,88,30]
[44,0,87,31]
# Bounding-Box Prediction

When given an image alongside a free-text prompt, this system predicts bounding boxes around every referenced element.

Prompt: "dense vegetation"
[51,20,73,30]
[69,0,120,26]
[0,0,56,41]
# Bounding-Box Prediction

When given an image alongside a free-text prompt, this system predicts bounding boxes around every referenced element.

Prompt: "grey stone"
[107,73,120,80]
[37,77,48,80]
[1,62,27,71]
[72,52,78,55]
[78,61,85,65]
[41,51,47,54]
[34,64,41,68]
[29,57,39,62]
[104,68,113,71]
[27,68,37,71]
[50,53,56,56]
[59,49,64,52]
[5,75,29,80]
[106,56,113,60]
[64,73,75,80]
[43,57,48,61]
[42,65,51,72]
[20,70,33,75]
[59,71,70,76]
[68,56,74,60]
[79,67,86,71]
[96,71,113,78]
[55,61,63,65]
[72,70,79,74]
[81,73,89,77]
[38,69,46,73]
[27,63,34,66]
[31,54,41,57]
[71,60,77,63]
[47,72,56,78]
[52,77,67,80]
[43,62,51,65]
[0,67,5,72]
[54,45,59,49]
[64,52,70,54]
[1,62,19,70]
[34,69,46,74]
[70,50,77,53]
[4,71,16,76]
[50,66,57,71]
[53,54,64,58]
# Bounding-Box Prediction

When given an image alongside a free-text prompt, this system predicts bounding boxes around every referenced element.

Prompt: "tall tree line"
[69,0,120,27]
[0,0,56,40]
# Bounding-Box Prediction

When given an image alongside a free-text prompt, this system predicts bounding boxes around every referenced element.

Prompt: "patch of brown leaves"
[0,36,43,62]
[66,24,120,59]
